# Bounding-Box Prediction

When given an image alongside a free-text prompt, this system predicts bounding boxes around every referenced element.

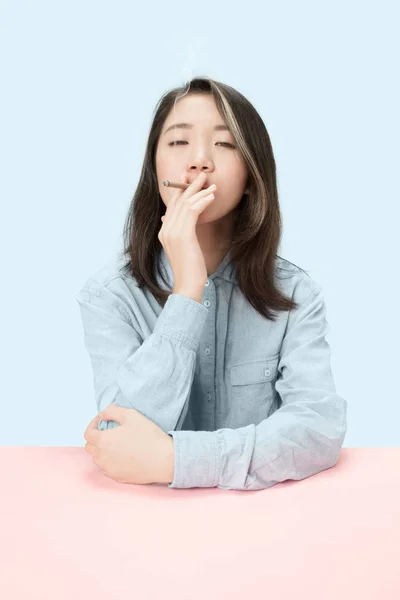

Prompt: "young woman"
[77,76,347,491]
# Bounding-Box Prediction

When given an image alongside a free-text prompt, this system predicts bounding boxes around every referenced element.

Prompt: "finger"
[174,189,215,231]
[84,415,101,442]
[180,172,208,202]
[188,186,216,205]
[85,441,96,455]
[164,172,188,217]
[167,172,206,216]
[166,184,213,231]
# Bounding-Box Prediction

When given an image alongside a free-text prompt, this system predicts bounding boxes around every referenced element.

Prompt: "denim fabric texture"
[76,247,347,490]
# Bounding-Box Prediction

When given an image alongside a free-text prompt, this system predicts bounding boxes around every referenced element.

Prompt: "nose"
[187,154,214,175]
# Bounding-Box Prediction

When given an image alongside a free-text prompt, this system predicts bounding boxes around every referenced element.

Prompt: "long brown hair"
[118,76,309,321]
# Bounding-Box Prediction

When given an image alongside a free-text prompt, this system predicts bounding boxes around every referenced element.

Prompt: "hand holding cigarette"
[158,172,217,297]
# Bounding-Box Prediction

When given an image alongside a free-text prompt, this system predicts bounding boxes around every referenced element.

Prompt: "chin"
[200,206,230,223]
[197,209,217,223]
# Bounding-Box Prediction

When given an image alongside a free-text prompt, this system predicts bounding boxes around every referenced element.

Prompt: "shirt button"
[264,369,271,377]
[205,347,211,356]
[205,279,210,287]
[204,300,211,308]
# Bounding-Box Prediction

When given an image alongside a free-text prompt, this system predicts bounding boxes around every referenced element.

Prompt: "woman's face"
[155,93,249,225]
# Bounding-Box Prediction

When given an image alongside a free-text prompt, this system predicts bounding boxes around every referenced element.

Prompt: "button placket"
[201,280,215,415]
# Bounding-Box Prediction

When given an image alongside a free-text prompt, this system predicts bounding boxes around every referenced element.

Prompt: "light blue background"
[1,1,398,446]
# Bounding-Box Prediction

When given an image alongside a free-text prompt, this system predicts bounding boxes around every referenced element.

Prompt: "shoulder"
[76,256,140,320]
[77,256,131,292]
[274,255,323,306]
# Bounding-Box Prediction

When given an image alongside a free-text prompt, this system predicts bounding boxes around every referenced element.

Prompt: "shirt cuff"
[153,293,208,353]
[166,430,222,488]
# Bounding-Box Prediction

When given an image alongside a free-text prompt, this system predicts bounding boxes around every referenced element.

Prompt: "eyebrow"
[163,122,230,136]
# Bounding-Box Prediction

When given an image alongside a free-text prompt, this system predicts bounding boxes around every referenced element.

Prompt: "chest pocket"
[229,355,279,426]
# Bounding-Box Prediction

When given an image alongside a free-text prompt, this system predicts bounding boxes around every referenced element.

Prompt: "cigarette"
[162,180,190,190]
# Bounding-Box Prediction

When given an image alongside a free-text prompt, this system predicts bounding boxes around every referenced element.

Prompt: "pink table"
[1,447,399,599]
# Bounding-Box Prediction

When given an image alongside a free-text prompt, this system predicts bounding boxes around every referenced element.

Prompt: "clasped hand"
[84,404,174,485]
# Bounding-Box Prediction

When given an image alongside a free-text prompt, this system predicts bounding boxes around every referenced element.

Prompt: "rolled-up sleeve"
[167,282,347,490]
[76,287,208,433]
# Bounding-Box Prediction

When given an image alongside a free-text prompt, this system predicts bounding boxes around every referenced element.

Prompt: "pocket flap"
[230,356,279,386]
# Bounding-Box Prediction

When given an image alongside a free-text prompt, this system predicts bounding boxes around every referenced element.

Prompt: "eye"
[168,141,236,149]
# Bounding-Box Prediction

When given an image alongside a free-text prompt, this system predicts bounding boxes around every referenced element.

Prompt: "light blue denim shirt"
[76,247,347,491]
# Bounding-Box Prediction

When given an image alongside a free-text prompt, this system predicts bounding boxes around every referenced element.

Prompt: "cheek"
[155,151,168,186]
[156,154,167,172]
[155,157,170,202]
[156,151,175,177]
[156,159,176,195]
